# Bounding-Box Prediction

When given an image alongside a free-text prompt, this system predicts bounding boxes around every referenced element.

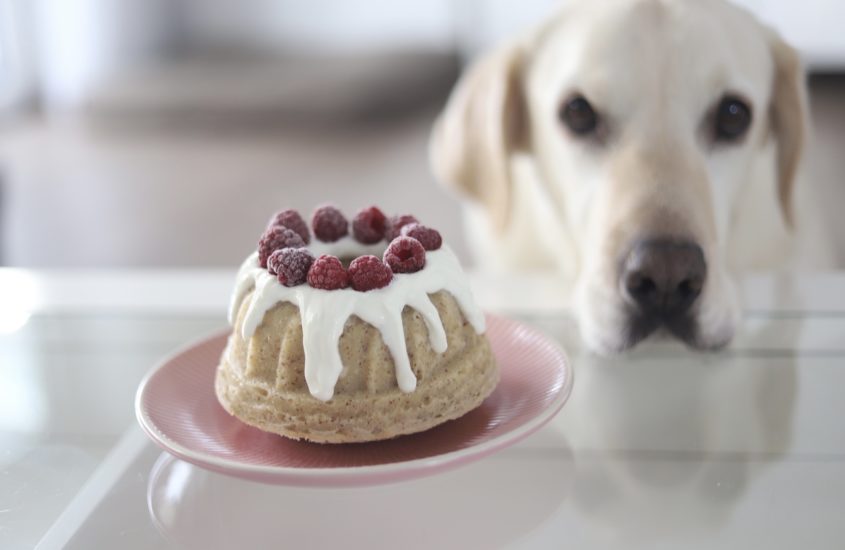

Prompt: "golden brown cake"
[215,206,498,443]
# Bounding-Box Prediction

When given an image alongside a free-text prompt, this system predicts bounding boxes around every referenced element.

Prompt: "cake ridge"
[228,240,485,402]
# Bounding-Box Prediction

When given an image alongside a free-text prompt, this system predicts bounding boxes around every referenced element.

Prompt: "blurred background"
[1,0,843,268]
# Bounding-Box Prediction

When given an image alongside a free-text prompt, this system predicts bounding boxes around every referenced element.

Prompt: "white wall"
[8,0,845,111]
[732,0,845,69]
[175,0,457,53]
[466,0,845,68]
[0,0,35,110]
[32,0,173,110]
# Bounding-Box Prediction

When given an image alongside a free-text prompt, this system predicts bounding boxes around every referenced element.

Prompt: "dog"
[430,0,832,353]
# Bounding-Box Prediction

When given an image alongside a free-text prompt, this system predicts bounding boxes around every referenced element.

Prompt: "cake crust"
[216,290,498,443]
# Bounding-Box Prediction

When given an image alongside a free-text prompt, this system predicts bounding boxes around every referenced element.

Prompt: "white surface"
[7,268,845,315]
[34,429,151,550]
[2,269,845,548]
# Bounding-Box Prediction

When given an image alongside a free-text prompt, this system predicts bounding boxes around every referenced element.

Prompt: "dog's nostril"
[677,277,703,301]
[625,272,657,301]
[620,239,707,315]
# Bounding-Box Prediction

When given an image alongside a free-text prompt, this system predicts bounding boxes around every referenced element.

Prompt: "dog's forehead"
[526,0,774,109]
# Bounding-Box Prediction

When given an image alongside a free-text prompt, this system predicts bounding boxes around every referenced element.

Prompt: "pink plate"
[135,314,573,487]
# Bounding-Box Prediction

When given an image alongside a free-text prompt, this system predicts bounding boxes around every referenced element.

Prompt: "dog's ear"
[767,30,808,227]
[430,41,527,233]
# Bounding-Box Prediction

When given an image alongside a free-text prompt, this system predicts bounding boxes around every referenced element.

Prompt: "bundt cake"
[216,205,498,443]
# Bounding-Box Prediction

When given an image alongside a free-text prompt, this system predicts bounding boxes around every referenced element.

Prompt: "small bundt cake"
[216,205,498,443]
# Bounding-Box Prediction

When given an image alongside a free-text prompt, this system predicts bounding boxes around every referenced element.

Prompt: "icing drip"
[227,241,485,402]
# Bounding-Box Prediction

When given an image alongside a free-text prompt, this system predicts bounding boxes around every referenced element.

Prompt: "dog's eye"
[560,95,598,136]
[714,96,752,141]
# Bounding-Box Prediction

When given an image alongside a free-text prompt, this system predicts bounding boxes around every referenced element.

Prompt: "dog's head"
[431,0,807,353]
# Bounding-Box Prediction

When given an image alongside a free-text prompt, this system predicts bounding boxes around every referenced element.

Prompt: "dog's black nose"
[620,239,706,316]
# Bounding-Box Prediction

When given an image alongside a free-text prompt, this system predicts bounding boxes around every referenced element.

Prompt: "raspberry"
[311,205,349,242]
[267,209,310,244]
[258,226,306,268]
[384,236,426,274]
[348,255,393,291]
[267,247,314,287]
[307,255,349,290]
[400,223,442,251]
[384,214,418,242]
[351,206,387,244]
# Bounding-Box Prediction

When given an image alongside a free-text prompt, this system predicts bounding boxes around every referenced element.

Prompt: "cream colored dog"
[431,0,829,353]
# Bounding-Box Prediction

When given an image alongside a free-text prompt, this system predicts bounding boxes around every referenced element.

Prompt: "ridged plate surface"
[136,314,573,486]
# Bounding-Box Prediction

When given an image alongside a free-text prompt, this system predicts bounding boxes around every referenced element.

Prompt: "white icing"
[227,238,485,402]
[309,238,385,259]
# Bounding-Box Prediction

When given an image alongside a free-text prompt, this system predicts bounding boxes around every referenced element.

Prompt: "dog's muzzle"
[619,238,707,345]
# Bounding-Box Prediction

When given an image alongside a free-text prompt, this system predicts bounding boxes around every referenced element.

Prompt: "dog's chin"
[575,284,739,355]
[579,310,736,355]
[621,310,734,351]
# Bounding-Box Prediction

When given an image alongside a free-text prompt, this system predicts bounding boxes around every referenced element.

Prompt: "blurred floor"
[0,74,844,268]
[0,107,467,268]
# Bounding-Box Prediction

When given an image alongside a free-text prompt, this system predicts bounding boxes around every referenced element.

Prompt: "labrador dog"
[431,0,829,353]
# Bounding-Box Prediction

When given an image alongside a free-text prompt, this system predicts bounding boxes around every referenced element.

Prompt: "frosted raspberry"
[311,205,349,242]
[400,223,442,251]
[384,214,418,242]
[267,248,315,287]
[307,255,349,290]
[384,236,426,274]
[348,255,393,291]
[258,226,306,268]
[267,209,310,244]
[351,206,387,244]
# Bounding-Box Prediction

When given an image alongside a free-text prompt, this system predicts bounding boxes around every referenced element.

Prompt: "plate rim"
[135,314,573,485]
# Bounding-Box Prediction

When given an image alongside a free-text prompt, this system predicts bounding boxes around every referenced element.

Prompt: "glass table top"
[2,271,845,549]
